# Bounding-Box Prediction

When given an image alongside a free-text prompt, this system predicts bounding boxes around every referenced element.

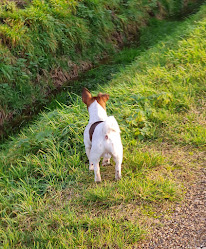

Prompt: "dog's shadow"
[83,159,117,184]
[100,161,116,182]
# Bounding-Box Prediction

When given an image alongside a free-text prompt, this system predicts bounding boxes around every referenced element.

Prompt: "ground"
[137,146,206,249]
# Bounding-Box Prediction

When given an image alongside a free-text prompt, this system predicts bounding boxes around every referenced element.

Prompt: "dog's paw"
[95,173,101,183]
[95,179,102,183]
[115,176,121,181]
[115,171,121,180]
[95,178,101,183]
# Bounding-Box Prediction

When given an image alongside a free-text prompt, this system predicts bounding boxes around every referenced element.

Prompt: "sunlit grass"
[0,4,206,248]
[0,0,202,129]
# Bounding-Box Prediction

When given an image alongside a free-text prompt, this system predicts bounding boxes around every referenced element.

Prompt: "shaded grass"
[0,5,206,248]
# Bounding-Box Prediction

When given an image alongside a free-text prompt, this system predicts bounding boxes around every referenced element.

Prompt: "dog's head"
[82,88,109,110]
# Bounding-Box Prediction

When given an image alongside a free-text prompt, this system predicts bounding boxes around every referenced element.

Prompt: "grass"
[0,4,206,248]
[0,0,203,132]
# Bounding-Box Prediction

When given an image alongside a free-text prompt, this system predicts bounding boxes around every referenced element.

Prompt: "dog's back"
[91,116,122,158]
[103,116,121,135]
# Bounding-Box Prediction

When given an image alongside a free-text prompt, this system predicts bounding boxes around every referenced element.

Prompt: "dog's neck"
[88,100,107,123]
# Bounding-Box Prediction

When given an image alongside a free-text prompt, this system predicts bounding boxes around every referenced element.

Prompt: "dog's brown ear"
[96,93,109,109]
[99,93,109,103]
[82,88,92,105]
[102,94,109,102]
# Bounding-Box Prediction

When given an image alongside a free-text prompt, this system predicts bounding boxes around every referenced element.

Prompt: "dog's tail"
[103,116,120,140]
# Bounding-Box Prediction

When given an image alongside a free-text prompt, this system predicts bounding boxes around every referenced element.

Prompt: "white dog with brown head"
[82,88,123,182]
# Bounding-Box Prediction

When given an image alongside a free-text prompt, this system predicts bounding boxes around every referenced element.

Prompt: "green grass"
[0,4,206,248]
[0,0,203,131]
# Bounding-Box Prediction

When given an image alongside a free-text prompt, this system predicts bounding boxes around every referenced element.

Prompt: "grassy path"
[0,4,206,248]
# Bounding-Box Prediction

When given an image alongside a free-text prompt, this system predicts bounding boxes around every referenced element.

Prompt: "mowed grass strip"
[0,5,206,248]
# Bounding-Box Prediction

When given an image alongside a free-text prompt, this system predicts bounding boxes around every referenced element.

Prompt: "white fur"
[84,101,123,182]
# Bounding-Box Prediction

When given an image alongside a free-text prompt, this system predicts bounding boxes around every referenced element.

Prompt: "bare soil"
[137,155,206,249]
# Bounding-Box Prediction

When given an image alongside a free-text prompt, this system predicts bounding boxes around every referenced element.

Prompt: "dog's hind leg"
[93,161,101,182]
[113,154,122,180]
[86,147,94,171]
[89,145,102,182]
[90,150,101,182]
[86,147,90,159]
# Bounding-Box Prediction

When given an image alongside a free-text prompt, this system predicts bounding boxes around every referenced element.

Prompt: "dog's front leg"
[102,153,111,166]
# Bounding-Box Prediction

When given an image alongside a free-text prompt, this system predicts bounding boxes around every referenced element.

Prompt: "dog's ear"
[82,88,92,105]
[99,93,109,103]
[102,94,109,103]
[96,93,109,109]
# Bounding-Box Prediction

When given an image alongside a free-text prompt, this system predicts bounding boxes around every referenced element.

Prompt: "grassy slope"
[0,4,206,248]
[0,0,202,129]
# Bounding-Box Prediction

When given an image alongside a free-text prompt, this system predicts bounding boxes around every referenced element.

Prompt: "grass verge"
[0,4,206,248]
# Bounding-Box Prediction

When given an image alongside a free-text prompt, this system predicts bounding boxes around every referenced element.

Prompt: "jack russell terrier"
[82,88,123,182]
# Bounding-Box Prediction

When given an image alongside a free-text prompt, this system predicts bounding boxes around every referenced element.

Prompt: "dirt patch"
[136,146,206,249]
[3,0,30,8]
[51,60,93,88]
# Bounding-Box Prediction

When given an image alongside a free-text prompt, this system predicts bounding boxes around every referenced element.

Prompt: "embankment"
[0,0,203,136]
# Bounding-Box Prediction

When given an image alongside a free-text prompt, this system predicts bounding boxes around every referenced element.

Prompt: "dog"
[82,88,123,182]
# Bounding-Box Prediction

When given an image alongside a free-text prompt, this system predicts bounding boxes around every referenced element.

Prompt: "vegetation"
[0,3,205,247]
[0,0,203,131]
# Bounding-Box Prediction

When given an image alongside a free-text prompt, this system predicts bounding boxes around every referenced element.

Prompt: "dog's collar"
[89,121,104,141]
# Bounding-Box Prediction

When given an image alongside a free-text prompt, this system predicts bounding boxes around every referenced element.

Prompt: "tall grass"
[0,4,206,248]
[0,0,203,131]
